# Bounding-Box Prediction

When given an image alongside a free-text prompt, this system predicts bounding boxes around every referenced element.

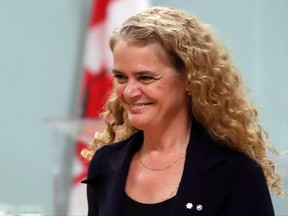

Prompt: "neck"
[141,120,191,156]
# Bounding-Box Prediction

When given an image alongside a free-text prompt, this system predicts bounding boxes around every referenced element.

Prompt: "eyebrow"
[111,69,122,74]
[112,69,158,76]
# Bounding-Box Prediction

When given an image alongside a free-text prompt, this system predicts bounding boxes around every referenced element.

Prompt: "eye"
[113,73,127,83]
[138,75,157,84]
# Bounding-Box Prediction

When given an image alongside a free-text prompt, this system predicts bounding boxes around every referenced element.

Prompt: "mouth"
[127,103,153,111]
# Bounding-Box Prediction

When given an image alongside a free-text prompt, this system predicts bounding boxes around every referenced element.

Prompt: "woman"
[82,6,282,216]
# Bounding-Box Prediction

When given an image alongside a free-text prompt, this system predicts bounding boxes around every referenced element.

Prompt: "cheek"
[115,84,125,100]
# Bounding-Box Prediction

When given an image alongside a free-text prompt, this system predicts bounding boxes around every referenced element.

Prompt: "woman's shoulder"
[221,149,265,184]
[202,139,265,182]
[200,133,261,172]
[227,150,261,171]
[88,131,142,170]
[96,131,141,155]
[206,135,262,171]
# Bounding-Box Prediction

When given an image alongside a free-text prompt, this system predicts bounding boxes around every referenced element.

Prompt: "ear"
[185,79,192,93]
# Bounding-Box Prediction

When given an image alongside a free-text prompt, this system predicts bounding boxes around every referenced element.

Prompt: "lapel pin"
[196,204,203,211]
[186,203,193,209]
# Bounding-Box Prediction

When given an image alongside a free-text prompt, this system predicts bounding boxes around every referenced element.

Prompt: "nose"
[123,80,142,100]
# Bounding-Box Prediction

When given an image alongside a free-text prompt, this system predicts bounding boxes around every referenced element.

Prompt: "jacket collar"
[98,121,228,179]
[185,123,229,176]
[170,123,230,215]
[82,131,143,184]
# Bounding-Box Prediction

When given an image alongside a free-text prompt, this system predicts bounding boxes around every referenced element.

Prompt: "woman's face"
[112,40,189,131]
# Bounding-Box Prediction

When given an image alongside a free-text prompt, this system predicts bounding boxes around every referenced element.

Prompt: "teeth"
[129,104,147,108]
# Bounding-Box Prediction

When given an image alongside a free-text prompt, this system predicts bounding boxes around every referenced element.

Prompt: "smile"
[128,103,152,110]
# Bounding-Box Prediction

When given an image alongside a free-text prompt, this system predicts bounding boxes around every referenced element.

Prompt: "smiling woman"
[81,6,282,216]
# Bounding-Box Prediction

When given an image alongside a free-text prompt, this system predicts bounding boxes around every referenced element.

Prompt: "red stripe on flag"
[90,0,112,25]
[83,67,112,118]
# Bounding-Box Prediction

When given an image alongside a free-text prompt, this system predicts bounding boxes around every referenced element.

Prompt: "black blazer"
[83,124,274,216]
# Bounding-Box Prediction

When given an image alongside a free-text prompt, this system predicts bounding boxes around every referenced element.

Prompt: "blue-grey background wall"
[0,0,287,215]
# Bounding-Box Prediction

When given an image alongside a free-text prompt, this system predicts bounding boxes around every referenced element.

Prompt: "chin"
[128,118,149,130]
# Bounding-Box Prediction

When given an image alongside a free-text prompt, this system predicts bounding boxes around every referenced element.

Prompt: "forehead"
[113,39,171,66]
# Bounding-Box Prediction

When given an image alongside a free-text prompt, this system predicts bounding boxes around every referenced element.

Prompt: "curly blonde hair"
[82,6,282,194]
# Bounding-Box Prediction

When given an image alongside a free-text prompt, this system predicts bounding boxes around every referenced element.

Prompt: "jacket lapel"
[83,132,143,216]
[170,125,230,215]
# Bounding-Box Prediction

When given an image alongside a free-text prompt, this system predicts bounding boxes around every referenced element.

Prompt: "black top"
[123,193,175,216]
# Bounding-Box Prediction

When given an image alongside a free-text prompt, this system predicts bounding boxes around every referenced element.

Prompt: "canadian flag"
[69,0,150,215]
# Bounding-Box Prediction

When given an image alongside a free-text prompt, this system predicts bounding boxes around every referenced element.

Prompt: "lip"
[127,103,152,112]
